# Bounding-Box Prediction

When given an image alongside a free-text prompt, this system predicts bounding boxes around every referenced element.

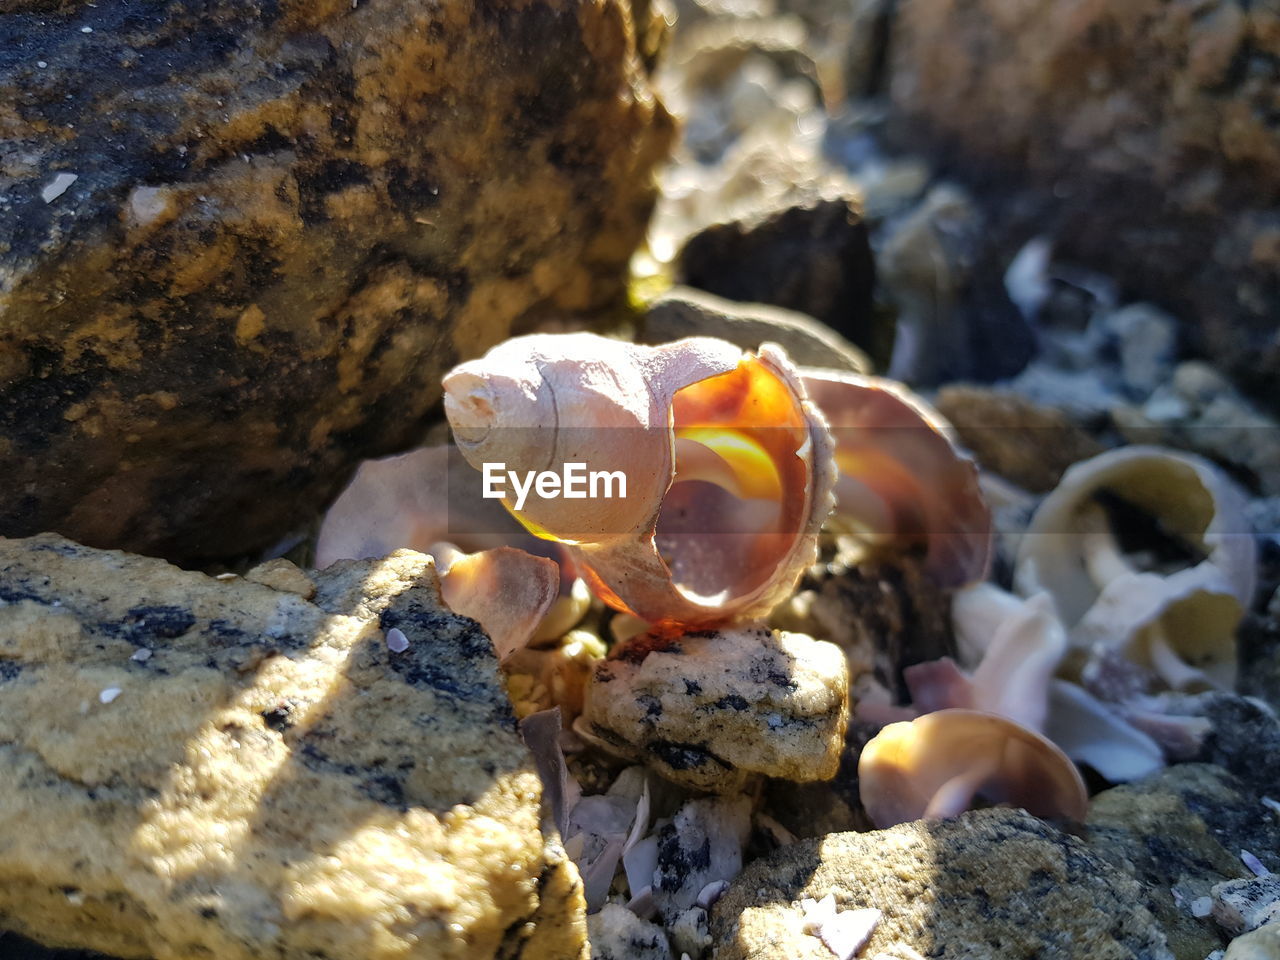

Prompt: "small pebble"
[37,60,47,68]
[1190,896,1214,918]
[1262,797,1280,816]
[99,687,122,705]
[81,25,92,32]
[130,648,152,662]
[385,627,409,653]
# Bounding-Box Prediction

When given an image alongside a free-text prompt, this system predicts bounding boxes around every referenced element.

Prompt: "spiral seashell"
[443,333,836,627]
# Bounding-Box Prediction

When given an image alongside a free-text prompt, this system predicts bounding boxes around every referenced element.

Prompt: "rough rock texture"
[1086,764,1276,960]
[587,903,672,960]
[888,0,1280,407]
[710,808,1173,960]
[0,534,586,960]
[579,625,849,792]
[0,0,673,562]
[1226,924,1280,960]
[640,286,870,373]
[933,386,1107,494]
[1213,876,1280,936]
[674,196,883,362]
[653,796,751,925]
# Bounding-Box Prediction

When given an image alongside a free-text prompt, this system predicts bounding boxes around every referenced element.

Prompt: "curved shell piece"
[801,370,992,589]
[858,708,1088,829]
[444,333,836,627]
[1014,446,1256,691]
[315,444,555,569]
[433,544,561,663]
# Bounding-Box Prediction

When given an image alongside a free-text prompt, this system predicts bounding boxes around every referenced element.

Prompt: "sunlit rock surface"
[710,808,1173,960]
[0,535,586,960]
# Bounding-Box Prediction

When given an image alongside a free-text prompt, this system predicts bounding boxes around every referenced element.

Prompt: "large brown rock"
[0,0,673,562]
[0,535,586,959]
[888,0,1280,407]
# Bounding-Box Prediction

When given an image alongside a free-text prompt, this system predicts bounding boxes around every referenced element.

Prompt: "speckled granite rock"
[587,903,672,960]
[0,0,673,563]
[888,0,1280,407]
[1085,764,1277,960]
[640,286,870,373]
[710,808,1174,960]
[579,625,849,792]
[0,534,586,960]
[674,196,882,362]
[933,386,1107,494]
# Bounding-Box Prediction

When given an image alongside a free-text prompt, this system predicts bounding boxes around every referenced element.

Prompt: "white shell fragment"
[98,687,122,705]
[443,333,836,627]
[384,627,410,653]
[800,894,882,960]
[41,172,78,203]
[1015,446,1256,692]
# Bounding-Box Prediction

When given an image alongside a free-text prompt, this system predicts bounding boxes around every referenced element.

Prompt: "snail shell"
[443,333,836,627]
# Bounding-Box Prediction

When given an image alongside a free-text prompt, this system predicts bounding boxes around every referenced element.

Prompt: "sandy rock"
[709,808,1173,959]
[888,0,1280,407]
[0,0,673,563]
[579,625,849,793]
[640,286,870,373]
[243,558,316,599]
[1226,924,1280,960]
[674,195,881,361]
[1086,764,1276,959]
[933,386,1107,493]
[0,534,586,960]
[587,903,672,960]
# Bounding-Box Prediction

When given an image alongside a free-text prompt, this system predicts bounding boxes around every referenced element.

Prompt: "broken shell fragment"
[443,333,836,627]
[433,545,560,663]
[315,444,554,569]
[1015,446,1256,691]
[801,370,992,589]
[857,708,1088,829]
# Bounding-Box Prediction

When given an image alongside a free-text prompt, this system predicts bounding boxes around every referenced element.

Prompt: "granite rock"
[579,625,849,793]
[887,0,1280,407]
[709,808,1174,959]
[0,0,673,562]
[587,903,672,960]
[1085,764,1276,959]
[639,286,870,373]
[0,534,586,960]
